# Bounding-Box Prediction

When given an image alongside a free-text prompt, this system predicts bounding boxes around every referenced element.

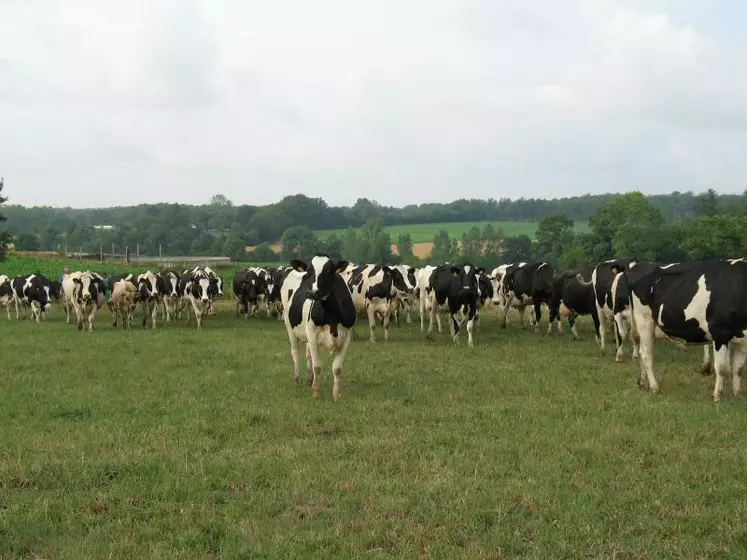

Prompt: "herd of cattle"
[1,257,745,403]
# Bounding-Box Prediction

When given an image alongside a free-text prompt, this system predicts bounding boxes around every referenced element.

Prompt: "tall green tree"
[0,178,11,260]
[533,213,575,264]
[359,220,392,263]
[280,226,318,261]
[481,224,504,266]
[396,233,414,263]
[460,226,482,264]
[502,235,533,263]
[431,230,455,263]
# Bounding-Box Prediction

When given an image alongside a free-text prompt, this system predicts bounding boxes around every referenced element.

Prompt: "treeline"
[244,190,747,269]
[1,190,744,260]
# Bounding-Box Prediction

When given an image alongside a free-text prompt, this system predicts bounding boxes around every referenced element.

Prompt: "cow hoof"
[312,387,320,398]
[615,356,623,363]
[700,367,712,376]
[714,395,721,403]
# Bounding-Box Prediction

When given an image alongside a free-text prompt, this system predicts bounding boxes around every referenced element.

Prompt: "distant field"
[316,221,587,243]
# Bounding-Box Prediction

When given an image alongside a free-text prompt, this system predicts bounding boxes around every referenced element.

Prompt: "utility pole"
[137,243,140,258]
[159,243,162,257]
[100,244,103,262]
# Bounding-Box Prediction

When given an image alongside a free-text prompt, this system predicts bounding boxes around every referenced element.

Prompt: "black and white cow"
[137,271,160,328]
[576,259,639,362]
[265,266,287,319]
[417,265,438,333]
[0,274,14,320]
[500,262,554,331]
[157,270,180,321]
[202,266,224,315]
[547,270,601,340]
[12,274,53,322]
[391,265,418,325]
[180,268,216,329]
[233,268,265,318]
[490,263,535,328]
[340,264,402,343]
[62,271,102,331]
[281,256,355,400]
[425,264,482,347]
[617,258,747,402]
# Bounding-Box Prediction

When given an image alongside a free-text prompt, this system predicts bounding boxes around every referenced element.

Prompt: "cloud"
[0,0,745,208]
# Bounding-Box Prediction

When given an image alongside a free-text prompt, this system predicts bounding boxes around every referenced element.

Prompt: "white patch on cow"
[537,263,547,270]
[660,263,680,269]
[463,265,472,276]
[683,274,711,336]
[310,255,331,294]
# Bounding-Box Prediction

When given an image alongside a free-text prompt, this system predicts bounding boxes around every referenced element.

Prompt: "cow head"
[307,255,348,301]
[73,273,97,307]
[454,264,479,296]
[392,265,417,295]
[191,272,212,303]
[476,268,492,301]
[0,275,11,304]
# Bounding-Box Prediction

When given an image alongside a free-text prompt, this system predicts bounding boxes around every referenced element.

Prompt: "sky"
[1,0,746,209]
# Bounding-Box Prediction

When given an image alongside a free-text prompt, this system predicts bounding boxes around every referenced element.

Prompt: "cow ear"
[408,267,415,274]
[290,260,308,272]
[381,265,392,274]
[335,261,349,273]
[73,278,81,285]
[476,267,485,275]
[450,266,461,276]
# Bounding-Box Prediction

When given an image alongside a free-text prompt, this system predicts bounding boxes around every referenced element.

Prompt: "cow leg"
[420,293,427,333]
[633,305,658,393]
[466,308,476,348]
[305,343,314,385]
[449,307,461,345]
[151,302,158,329]
[500,295,514,328]
[88,307,96,332]
[568,316,580,340]
[597,303,608,355]
[731,344,746,398]
[713,344,732,402]
[533,301,542,333]
[366,303,377,343]
[701,344,713,375]
[382,306,391,342]
[613,314,627,363]
[306,330,323,398]
[331,334,352,402]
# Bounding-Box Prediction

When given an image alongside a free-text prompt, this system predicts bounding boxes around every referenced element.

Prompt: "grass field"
[315,221,588,243]
[1,293,746,558]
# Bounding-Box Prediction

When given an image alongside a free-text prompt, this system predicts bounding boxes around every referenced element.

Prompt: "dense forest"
[0,187,745,268]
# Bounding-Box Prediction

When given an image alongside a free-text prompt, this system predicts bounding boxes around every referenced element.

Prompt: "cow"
[490,263,535,329]
[0,274,14,320]
[202,266,224,315]
[12,274,53,322]
[110,279,137,329]
[618,258,747,402]
[417,265,438,332]
[180,268,216,329]
[547,270,601,340]
[425,264,482,347]
[137,271,160,328]
[500,262,554,331]
[153,270,179,321]
[62,271,102,331]
[574,259,639,362]
[265,266,286,320]
[390,265,418,326]
[281,255,355,400]
[340,264,401,343]
[233,268,265,318]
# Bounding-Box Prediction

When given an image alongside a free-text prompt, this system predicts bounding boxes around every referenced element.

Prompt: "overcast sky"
[1,1,746,208]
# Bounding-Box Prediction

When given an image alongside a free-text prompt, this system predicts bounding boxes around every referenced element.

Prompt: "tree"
[481,224,504,266]
[431,230,455,263]
[15,232,39,251]
[460,226,482,264]
[280,226,318,261]
[190,232,215,255]
[534,213,575,264]
[342,228,362,263]
[502,235,533,263]
[396,233,414,263]
[251,242,279,262]
[0,179,11,260]
[358,220,392,263]
[320,233,343,262]
[697,188,719,217]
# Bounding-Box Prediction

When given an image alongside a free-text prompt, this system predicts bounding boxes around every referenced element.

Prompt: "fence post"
[126,246,130,264]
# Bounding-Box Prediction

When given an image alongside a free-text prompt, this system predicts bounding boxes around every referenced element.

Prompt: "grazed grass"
[316,221,588,243]
[0,302,746,559]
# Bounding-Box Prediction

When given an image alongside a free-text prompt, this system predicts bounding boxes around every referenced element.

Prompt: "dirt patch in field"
[391,242,433,259]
